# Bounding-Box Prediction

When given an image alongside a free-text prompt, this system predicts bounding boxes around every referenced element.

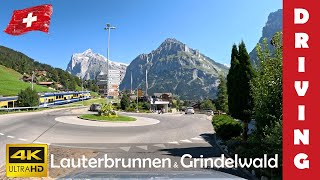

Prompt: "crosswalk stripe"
[191,137,204,141]
[119,147,131,152]
[168,141,180,145]
[153,144,166,148]
[136,145,148,151]
[180,139,192,143]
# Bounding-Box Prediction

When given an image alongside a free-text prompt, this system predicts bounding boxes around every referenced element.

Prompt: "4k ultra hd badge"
[6,144,48,177]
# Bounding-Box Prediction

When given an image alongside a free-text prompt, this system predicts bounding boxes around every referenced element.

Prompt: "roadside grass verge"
[80,114,136,122]
[71,98,107,106]
[0,104,82,115]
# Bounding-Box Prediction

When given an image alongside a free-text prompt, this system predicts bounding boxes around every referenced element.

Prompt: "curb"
[77,116,136,123]
[214,134,259,180]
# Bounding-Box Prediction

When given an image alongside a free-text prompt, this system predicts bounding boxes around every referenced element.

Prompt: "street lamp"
[104,23,116,98]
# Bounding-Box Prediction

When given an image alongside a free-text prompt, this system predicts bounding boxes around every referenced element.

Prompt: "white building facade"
[97,70,124,98]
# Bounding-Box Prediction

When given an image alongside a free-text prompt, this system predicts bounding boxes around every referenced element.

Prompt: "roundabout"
[0,107,246,179]
[55,114,160,127]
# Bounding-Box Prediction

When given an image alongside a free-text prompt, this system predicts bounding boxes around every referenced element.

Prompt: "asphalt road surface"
[0,107,249,179]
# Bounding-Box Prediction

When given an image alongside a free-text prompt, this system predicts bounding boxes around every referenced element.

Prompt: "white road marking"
[180,139,192,143]
[191,137,204,141]
[18,138,27,142]
[168,141,180,145]
[153,144,166,148]
[33,141,51,145]
[0,133,4,136]
[119,147,131,152]
[7,136,15,139]
[136,145,148,151]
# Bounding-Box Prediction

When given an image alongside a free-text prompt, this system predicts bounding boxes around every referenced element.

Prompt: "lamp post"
[104,23,116,99]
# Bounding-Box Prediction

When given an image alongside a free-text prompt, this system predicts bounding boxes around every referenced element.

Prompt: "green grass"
[80,114,136,122]
[71,98,108,106]
[0,65,55,96]
[0,104,82,115]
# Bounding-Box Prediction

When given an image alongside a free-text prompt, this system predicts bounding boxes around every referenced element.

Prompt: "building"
[97,70,124,98]
[37,82,54,87]
[150,93,173,113]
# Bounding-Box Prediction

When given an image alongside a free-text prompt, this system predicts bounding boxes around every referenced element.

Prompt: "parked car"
[204,109,214,116]
[185,107,195,114]
[89,104,101,112]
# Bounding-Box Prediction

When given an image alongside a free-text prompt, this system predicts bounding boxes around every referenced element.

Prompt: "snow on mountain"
[66,49,127,80]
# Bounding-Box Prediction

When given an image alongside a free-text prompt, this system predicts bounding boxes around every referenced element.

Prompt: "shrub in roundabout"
[98,103,118,118]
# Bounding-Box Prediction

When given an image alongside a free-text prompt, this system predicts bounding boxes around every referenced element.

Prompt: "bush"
[17,87,39,107]
[200,99,216,111]
[140,102,151,110]
[212,115,242,141]
[120,94,130,110]
[98,103,118,117]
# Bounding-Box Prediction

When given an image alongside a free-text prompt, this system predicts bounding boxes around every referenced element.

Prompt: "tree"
[251,32,283,134]
[216,75,228,112]
[17,87,39,107]
[227,44,240,117]
[227,42,255,141]
[120,93,130,110]
[200,99,216,111]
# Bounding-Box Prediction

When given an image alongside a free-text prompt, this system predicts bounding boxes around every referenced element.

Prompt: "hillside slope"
[0,46,82,91]
[0,65,54,96]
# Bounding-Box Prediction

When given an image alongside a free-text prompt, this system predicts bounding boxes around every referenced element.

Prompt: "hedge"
[212,115,242,140]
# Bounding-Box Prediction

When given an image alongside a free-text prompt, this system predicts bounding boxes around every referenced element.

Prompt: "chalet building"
[35,70,47,77]
[21,74,32,83]
[37,82,54,87]
[150,93,173,113]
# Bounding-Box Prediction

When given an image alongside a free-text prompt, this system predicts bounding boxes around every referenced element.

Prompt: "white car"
[185,107,195,114]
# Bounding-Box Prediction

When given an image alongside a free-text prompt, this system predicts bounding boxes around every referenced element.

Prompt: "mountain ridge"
[120,38,229,100]
[249,9,282,66]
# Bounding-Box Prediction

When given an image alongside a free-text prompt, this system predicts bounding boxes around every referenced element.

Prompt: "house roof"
[38,82,54,85]
[153,93,173,97]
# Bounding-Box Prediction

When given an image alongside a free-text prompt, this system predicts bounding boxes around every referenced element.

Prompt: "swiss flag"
[4,4,53,36]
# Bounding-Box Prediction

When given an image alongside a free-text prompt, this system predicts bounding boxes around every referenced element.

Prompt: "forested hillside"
[0,46,98,92]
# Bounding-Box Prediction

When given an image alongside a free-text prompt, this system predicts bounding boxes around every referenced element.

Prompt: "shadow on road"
[157,133,253,179]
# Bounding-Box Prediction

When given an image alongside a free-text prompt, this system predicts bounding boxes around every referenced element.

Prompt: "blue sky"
[0,0,282,69]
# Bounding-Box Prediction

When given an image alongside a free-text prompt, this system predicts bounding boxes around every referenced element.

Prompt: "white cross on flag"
[4,4,53,36]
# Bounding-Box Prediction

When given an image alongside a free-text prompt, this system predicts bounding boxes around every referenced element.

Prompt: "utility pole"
[136,87,139,113]
[146,56,149,96]
[131,70,133,94]
[31,71,35,91]
[82,75,84,106]
[104,23,116,99]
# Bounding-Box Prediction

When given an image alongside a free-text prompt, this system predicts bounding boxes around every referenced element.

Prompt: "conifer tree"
[227,42,255,141]
[216,75,228,112]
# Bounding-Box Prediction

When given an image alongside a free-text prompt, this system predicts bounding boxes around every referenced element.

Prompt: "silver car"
[185,107,195,114]
[89,104,101,112]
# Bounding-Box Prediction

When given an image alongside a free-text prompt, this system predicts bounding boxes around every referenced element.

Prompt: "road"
[0,107,249,179]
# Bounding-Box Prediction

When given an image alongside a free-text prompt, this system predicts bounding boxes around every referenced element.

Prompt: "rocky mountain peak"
[250,9,282,66]
[82,49,94,56]
[120,38,229,100]
[67,49,127,80]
